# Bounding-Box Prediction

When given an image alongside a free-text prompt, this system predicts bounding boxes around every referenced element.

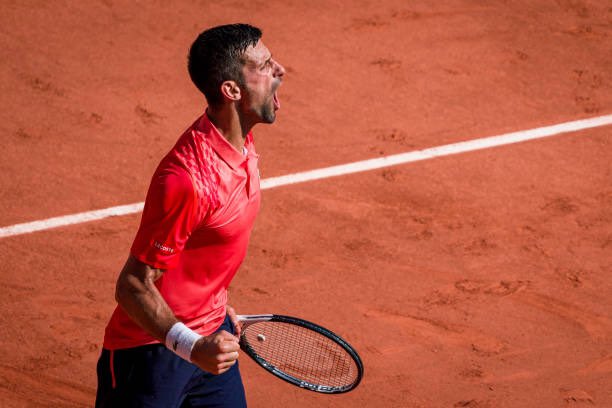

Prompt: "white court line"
[1,114,611,239]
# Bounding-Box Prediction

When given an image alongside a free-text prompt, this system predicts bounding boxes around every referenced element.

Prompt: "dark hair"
[188,24,262,106]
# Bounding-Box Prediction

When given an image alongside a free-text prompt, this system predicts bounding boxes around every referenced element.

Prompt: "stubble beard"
[260,99,276,124]
[247,95,276,124]
[239,86,276,125]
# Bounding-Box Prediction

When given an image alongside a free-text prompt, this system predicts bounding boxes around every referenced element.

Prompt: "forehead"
[243,40,270,64]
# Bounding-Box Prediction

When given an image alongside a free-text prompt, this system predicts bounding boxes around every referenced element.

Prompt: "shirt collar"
[197,113,253,170]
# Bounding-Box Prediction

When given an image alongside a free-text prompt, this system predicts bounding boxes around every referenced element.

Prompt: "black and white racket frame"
[237,314,364,394]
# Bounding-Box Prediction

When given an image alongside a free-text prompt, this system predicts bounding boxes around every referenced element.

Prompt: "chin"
[260,107,277,124]
[263,114,276,124]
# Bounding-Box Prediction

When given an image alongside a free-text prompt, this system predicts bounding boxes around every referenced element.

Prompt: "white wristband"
[165,322,203,362]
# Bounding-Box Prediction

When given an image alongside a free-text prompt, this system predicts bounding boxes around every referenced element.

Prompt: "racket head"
[238,314,363,394]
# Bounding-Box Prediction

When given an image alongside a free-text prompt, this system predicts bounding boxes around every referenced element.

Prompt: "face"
[238,40,285,124]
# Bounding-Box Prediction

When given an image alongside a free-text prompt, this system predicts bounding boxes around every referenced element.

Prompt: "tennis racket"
[237,314,363,394]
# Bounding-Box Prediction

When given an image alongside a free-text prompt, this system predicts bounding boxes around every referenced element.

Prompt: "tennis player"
[95,23,285,407]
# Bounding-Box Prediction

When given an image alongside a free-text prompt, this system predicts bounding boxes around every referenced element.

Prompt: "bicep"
[114,255,178,341]
[116,255,165,300]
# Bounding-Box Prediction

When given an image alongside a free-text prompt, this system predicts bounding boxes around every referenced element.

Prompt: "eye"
[260,60,272,72]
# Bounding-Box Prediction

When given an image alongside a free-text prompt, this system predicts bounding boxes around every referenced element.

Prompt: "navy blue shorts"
[95,315,246,408]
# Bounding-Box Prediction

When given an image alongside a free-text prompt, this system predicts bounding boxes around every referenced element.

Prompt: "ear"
[220,80,241,102]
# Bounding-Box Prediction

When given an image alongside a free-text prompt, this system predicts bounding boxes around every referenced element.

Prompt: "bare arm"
[114,255,240,374]
[115,255,177,342]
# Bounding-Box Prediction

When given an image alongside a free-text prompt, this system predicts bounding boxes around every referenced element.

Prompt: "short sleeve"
[130,167,200,270]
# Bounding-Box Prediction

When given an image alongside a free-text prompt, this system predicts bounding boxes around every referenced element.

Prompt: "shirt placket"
[244,153,259,198]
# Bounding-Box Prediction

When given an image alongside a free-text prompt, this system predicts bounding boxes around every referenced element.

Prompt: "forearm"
[115,256,177,342]
[114,255,239,372]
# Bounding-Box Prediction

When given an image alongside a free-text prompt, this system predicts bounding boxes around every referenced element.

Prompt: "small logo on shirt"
[153,240,175,254]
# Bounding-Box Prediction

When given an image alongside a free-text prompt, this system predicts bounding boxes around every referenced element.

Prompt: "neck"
[206,104,253,152]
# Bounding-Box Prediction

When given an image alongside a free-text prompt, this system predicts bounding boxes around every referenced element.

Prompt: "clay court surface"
[1,1,611,407]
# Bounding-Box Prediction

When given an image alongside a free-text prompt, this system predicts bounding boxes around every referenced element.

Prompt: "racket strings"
[243,322,358,387]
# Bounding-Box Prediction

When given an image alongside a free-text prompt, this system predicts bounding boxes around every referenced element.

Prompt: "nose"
[272,58,285,78]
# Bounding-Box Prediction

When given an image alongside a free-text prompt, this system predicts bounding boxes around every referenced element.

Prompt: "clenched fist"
[190,330,240,375]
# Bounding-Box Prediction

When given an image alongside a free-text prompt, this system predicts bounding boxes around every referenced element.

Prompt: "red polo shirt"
[103,113,261,350]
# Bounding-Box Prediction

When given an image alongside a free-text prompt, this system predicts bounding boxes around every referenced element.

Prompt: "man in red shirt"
[96,24,285,407]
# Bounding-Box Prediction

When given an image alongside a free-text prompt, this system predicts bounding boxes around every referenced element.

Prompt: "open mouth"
[273,90,280,110]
